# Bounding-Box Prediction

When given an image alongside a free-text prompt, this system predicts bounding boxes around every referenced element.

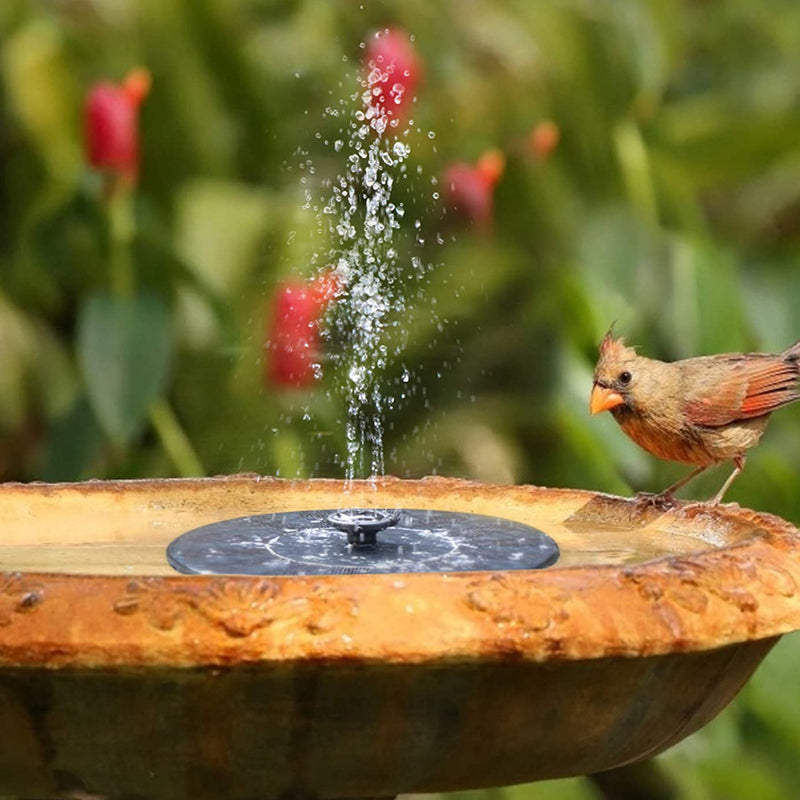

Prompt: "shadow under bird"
[590,331,800,504]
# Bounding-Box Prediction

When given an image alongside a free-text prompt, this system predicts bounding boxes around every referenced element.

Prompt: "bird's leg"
[635,465,708,510]
[659,465,710,497]
[709,456,745,505]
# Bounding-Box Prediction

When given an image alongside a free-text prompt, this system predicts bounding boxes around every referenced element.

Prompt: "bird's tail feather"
[783,340,800,361]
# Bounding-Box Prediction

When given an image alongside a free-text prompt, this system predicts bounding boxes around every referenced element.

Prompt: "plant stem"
[149,398,205,477]
[108,185,136,298]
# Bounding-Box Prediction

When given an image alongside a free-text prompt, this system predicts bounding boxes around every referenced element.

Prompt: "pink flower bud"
[266,271,343,388]
[364,28,421,123]
[529,120,560,160]
[476,149,506,187]
[444,150,506,230]
[85,68,151,183]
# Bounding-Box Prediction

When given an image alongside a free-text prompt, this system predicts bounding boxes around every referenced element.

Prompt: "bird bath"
[1,475,800,800]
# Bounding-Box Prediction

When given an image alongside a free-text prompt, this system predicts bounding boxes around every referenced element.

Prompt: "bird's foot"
[633,491,678,512]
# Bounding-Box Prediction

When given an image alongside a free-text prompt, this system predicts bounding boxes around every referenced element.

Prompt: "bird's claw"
[633,491,678,512]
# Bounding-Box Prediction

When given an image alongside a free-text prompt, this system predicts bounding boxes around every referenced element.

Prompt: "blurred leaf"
[743,266,800,352]
[0,289,75,431]
[273,424,314,479]
[0,290,37,430]
[28,317,78,418]
[687,239,748,355]
[37,394,105,482]
[423,775,599,800]
[659,235,749,358]
[614,119,658,225]
[1,18,80,177]
[25,184,109,308]
[174,177,277,294]
[577,205,668,334]
[725,154,800,247]
[125,215,238,350]
[138,0,237,177]
[77,291,173,445]
[738,633,800,782]
[695,758,788,800]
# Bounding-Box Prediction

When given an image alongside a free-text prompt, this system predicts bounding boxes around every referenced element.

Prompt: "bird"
[590,330,800,505]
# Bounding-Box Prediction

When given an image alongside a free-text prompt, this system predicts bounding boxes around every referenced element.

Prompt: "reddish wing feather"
[685,357,800,426]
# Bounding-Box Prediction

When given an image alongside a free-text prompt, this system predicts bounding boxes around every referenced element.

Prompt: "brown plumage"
[590,331,800,504]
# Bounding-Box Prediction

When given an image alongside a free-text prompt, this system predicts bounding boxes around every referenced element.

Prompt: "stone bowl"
[1,475,799,800]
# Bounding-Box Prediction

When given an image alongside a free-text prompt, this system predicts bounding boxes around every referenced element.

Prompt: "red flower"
[444,149,506,230]
[266,272,342,388]
[529,120,560,160]
[364,28,421,124]
[85,68,151,183]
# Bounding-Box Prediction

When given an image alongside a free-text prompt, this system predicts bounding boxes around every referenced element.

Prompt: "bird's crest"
[599,325,623,355]
[598,326,636,365]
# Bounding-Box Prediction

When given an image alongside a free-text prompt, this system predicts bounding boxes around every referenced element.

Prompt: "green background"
[1,0,800,797]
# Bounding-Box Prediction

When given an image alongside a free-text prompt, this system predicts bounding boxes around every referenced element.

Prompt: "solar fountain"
[2,31,800,800]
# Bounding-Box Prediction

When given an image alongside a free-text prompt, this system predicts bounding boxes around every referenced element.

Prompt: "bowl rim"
[1,475,799,669]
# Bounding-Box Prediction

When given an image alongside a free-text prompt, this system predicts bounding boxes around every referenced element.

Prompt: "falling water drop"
[313,46,431,485]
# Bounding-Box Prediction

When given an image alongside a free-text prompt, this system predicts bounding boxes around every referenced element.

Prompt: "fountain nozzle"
[327,508,401,546]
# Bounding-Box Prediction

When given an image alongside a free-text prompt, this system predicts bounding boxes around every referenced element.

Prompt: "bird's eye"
[618,370,632,385]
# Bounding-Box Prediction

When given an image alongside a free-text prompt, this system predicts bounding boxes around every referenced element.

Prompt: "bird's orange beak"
[590,384,625,415]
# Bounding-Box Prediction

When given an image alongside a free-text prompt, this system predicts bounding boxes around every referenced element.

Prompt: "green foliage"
[77,291,173,445]
[2,0,800,796]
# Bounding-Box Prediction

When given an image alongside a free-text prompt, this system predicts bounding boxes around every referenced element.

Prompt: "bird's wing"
[684,355,800,426]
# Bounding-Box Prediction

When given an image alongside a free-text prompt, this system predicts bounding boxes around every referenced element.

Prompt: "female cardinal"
[590,331,800,504]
